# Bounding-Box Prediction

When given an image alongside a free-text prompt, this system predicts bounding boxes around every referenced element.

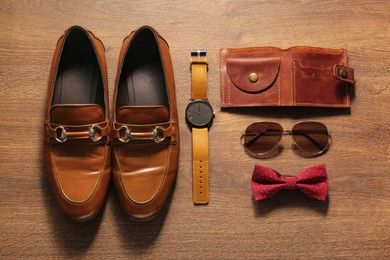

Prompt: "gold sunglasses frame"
[240,121,332,158]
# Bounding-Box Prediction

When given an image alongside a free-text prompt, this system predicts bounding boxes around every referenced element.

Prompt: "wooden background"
[0,0,389,258]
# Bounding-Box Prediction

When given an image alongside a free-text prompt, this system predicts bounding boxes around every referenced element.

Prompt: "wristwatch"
[185,49,215,205]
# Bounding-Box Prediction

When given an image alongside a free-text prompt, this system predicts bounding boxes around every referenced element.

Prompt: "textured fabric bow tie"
[251,164,328,201]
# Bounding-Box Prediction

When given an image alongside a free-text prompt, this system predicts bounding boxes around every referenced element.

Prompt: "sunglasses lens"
[244,122,283,154]
[292,122,329,156]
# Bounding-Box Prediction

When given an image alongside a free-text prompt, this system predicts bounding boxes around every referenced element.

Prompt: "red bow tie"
[251,164,328,201]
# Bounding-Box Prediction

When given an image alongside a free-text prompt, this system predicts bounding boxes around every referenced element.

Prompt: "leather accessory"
[252,164,328,201]
[220,46,355,108]
[185,49,215,205]
[241,121,331,158]
[112,26,180,220]
[44,26,111,221]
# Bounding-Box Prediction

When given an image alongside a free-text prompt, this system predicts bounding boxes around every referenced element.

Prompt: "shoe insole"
[117,30,167,109]
[52,29,103,107]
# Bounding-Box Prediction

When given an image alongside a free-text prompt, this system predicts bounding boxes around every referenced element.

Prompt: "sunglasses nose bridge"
[283,129,291,135]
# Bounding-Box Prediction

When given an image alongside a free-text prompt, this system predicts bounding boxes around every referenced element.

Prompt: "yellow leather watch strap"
[192,127,209,204]
[191,51,207,100]
[190,49,210,205]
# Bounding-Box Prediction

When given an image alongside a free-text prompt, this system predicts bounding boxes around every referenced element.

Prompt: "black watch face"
[186,100,214,128]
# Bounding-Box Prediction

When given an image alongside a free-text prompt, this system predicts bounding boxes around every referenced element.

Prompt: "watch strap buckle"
[191,49,207,59]
[190,49,208,67]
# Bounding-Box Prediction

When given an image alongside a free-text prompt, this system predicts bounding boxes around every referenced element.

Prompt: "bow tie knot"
[284,176,297,190]
[251,164,328,201]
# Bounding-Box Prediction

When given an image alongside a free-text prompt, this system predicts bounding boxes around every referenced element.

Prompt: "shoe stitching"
[130,71,136,105]
[90,63,98,103]
[59,73,63,103]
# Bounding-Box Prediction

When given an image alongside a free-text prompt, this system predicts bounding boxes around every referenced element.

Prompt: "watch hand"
[190,108,202,115]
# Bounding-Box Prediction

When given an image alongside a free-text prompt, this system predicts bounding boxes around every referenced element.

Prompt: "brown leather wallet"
[220,46,355,108]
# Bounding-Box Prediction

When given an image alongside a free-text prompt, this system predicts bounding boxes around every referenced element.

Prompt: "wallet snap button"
[340,69,347,79]
[249,73,258,83]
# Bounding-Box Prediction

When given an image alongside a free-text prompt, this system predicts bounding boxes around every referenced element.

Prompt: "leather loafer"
[44,26,111,221]
[112,26,180,220]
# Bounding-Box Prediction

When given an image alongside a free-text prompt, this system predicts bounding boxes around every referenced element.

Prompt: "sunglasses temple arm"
[244,132,264,146]
[295,131,328,150]
[244,130,283,146]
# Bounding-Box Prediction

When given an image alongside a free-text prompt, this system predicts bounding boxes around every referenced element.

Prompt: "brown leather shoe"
[44,26,111,221]
[112,26,180,220]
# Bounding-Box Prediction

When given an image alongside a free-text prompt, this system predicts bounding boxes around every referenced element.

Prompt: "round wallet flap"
[226,56,280,93]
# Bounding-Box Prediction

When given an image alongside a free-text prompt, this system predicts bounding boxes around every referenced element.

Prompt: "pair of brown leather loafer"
[44,25,179,221]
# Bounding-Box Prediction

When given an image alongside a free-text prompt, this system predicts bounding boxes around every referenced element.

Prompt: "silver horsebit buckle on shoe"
[54,126,67,143]
[88,124,103,142]
[118,126,167,143]
[54,124,103,143]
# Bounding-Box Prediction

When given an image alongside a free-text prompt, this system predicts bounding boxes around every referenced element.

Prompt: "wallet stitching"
[222,102,284,105]
[342,50,350,105]
[226,46,344,55]
[292,103,350,107]
[220,52,226,104]
[226,59,231,104]
[277,74,281,105]
[293,61,296,106]
[342,51,349,105]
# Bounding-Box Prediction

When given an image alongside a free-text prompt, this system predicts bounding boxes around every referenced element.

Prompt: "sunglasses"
[241,121,331,158]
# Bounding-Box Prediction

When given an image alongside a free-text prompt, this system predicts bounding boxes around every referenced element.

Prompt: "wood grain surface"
[0,0,389,258]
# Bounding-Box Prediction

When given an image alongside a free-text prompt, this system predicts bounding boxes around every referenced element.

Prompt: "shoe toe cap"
[46,144,110,221]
